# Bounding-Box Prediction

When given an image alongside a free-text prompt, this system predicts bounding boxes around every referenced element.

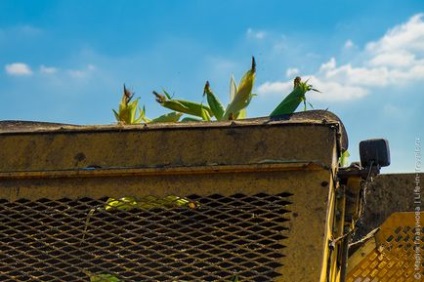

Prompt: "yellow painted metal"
[347,212,424,281]
[0,118,340,173]
[0,111,348,281]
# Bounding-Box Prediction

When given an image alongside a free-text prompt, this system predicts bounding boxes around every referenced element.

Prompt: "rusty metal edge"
[0,161,328,180]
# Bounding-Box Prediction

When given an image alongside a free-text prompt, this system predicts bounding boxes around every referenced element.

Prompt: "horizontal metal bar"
[0,161,328,180]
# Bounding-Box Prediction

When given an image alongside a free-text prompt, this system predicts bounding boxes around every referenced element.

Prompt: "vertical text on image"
[414,137,421,280]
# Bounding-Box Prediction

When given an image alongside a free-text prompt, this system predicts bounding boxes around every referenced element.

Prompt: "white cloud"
[308,76,368,101]
[368,51,415,67]
[257,80,292,96]
[286,68,299,78]
[68,64,96,78]
[319,57,336,73]
[344,39,355,49]
[363,13,424,79]
[257,13,424,102]
[364,13,424,74]
[40,65,58,74]
[366,13,424,54]
[257,75,368,102]
[246,28,266,40]
[5,63,33,76]
[320,59,390,87]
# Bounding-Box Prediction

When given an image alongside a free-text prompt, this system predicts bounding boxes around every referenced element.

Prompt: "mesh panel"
[347,218,424,282]
[1,193,291,281]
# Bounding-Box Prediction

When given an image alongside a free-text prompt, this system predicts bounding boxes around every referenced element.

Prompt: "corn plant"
[82,195,199,242]
[113,85,184,124]
[203,57,256,121]
[269,77,350,165]
[104,195,199,211]
[112,85,146,124]
[270,76,319,117]
[221,56,256,120]
[83,270,121,282]
[153,90,213,121]
[203,81,225,120]
[153,57,256,121]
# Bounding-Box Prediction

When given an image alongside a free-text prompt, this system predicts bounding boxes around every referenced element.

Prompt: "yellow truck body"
[0,110,419,281]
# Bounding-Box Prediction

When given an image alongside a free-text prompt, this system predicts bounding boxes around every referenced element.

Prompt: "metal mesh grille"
[347,220,424,281]
[1,193,291,281]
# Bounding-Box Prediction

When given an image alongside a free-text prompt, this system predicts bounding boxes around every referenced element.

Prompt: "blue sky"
[1,0,423,173]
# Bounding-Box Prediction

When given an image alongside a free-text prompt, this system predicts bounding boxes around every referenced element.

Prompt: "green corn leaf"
[83,270,121,282]
[112,109,120,122]
[229,75,237,101]
[222,57,256,120]
[105,195,199,210]
[339,150,350,167]
[163,89,173,99]
[200,106,212,121]
[90,274,121,282]
[270,77,318,117]
[230,275,239,282]
[153,91,213,118]
[105,196,139,211]
[113,85,145,124]
[150,112,183,123]
[181,117,203,122]
[203,81,225,120]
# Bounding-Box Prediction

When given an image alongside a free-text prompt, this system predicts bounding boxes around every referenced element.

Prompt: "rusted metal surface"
[0,111,346,281]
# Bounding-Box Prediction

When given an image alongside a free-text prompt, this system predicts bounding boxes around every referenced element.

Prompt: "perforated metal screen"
[1,193,292,281]
[347,213,424,282]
